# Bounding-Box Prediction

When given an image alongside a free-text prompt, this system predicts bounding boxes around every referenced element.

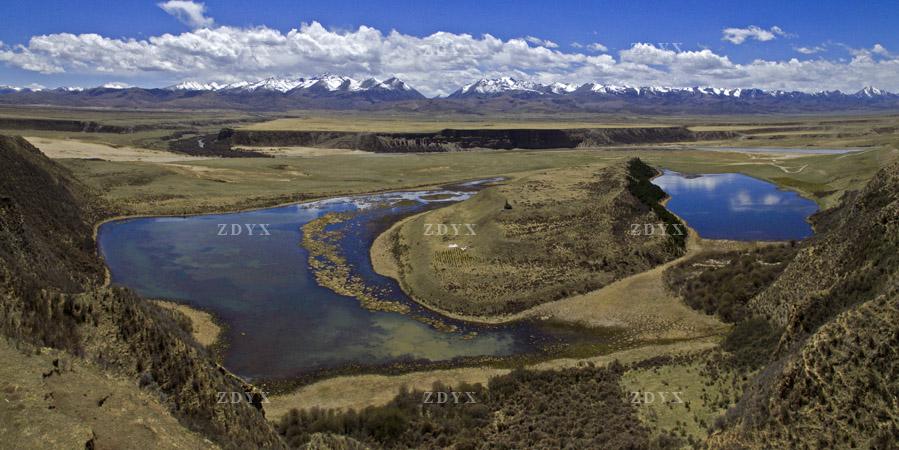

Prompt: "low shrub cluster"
[279,363,682,449]
[664,244,796,322]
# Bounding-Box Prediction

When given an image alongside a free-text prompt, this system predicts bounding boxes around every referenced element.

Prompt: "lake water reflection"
[652,171,818,241]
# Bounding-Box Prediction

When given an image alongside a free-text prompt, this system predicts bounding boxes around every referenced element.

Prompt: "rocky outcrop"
[0,117,137,133]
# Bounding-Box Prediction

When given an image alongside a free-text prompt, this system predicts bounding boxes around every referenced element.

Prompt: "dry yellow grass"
[510,235,755,342]
[0,340,218,450]
[152,300,221,348]
[25,136,207,162]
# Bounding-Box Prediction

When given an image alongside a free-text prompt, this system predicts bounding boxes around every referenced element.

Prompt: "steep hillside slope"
[749,161,898,346]
[0,135,286,449]
[710,160,899,448]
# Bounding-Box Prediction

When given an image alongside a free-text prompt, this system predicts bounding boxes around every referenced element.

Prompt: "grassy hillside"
[707,159,899,448]
[0,135,286,449]
[377,159,685,317]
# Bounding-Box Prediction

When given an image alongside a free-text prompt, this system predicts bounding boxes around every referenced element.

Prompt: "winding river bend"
[99,173,820,380]
[98,181,579,380]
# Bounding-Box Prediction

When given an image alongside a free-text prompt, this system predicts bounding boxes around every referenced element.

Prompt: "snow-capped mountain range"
[447,77,896,100]
[1,75,897,112]
[166,74,418,95]
[2,76,895,99]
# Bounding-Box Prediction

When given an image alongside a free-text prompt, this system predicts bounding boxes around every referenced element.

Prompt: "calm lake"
[652,171,818,240]
[99,182,576,380]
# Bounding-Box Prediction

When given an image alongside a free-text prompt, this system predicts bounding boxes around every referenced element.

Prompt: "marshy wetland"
[98,181,630,381]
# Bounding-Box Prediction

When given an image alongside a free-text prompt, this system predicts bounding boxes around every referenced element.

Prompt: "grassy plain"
[0,105,255,124]
[53,144,898,216]
[241,114,674,132]
[58,150,631,215]
[0,105,263,150]
[0,107,894,214]
[23,136,208,162]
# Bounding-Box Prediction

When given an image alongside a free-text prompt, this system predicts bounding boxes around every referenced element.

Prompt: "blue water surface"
[652,171,818,241]
[98,185,552,380]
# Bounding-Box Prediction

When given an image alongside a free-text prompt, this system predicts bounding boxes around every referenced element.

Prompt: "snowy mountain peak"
[100,82,131,89]
[155,74,423,100]
[299,74,362,92]
[458,77,542,95]
[449,78,898,100]
[584,83,634,94]
[548,82,578,94]
[857,86,885,97]
[167,81,225,91]
[378,77,414,91]
[240,77,306,93]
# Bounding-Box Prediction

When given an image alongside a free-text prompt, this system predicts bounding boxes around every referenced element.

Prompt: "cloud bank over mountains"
[0,1,897,97]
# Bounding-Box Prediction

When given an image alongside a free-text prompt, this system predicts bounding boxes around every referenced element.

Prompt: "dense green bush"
[721,317,781,369]
[664,244,796,322]
[626,158,687,249]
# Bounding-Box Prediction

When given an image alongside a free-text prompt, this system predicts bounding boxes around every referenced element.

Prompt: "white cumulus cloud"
[158,0,214,29]
[872,43,893,57]
[722,25,786,44]
[524,36,558,48]
[0,21,897,96]
[795,45,825,55]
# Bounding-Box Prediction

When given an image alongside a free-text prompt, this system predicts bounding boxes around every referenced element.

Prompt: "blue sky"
[1,0,898,95]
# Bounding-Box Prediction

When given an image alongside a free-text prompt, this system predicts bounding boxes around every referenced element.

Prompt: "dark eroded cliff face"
[0,135,286,449]
[230,126,736,152]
